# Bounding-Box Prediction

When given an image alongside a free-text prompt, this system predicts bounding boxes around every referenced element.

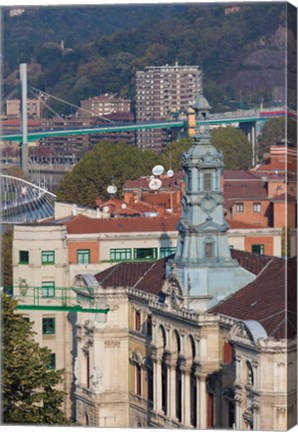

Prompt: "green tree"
[211,126,252,169]
[160,137,192,171]
[3,295,67,425]
[56,141,159,206]
[257,117,285,159]
[2,226,13,289]
[257,117,296,161]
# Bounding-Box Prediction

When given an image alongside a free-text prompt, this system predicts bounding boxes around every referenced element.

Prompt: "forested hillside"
[3,3,289,114]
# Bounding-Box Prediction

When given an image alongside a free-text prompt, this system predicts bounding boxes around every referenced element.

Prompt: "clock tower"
[170,94,255,311]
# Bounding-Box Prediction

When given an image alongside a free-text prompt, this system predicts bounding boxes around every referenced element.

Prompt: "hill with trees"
[3,3,290,114]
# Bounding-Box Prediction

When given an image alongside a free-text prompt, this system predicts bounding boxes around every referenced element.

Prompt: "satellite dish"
[149,178,162,191]
[152,165,164,176]
[150,175,155,180]
[121,203,127,209]
[102,206,110,213]
[167,169,174,178]
[107,185,117,194]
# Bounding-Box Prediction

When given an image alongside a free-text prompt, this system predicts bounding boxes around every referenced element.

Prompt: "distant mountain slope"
[2,3,292,114]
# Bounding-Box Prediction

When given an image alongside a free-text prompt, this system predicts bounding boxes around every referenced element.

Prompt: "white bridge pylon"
[1,174,57,224]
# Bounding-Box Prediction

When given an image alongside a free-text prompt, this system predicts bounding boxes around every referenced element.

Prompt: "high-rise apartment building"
[136,64,202,152]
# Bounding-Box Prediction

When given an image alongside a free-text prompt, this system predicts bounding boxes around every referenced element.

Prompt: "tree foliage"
[211,127,252,169]
[2,226,13,289]
[257,117,297,160]
[56,141,159,206]
[3,295,67,425]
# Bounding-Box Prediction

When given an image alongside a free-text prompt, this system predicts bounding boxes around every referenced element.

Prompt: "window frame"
[41,281,55,298]
[110,248,132,262]
[77,249,90,264]
[253,202,262,213]
[49,353,56,370]
[41,250,55,265]
[42,317,55,335]
[251,244,264,255]
[134,247,157,261]
[136,364,142,396]
[204,173,212,192]
[235,202,244,213]
[19,250,29,264]
[160,247,176,258]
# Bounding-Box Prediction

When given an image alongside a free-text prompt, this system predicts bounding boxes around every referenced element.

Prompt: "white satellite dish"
[167,169,174,178]
[149,178,162,191]
[152,165,164,176]
[107,185,117,194]
[150,175,155,180]
[121,203,127,209]
[102,206,110,213]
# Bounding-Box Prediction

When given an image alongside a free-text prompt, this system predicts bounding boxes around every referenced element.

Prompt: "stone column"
[198,373,207,429]
[152,354,162,414]
[183,367,191,427]
[169,363,176,420]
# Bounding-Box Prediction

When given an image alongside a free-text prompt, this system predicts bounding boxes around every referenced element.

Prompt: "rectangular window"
[42,281,55,298]
[251,244,264,255]
[77,249,90,264]
[204,173,212,191]
[135,310,141,331]
[110,248,132,261]
[160,247,176,258]
[42,317,55,335]
[253,202,262,213]
[236,203,244,213]
[19,250,29,264]
[49,353,56,370]
[134,248,157,261]
[205,242,213,258]
[42,250,55,265]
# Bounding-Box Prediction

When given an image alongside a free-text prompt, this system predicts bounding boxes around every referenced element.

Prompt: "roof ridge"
[132,261,159,289]
[255,256,275,277]
[97,262,122,286]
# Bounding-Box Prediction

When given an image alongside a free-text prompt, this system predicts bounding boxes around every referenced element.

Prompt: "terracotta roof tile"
[209,256,297,340]
[65,214,180,234]
[95,262,154,288]
[223,170,260,180]
[224,180,267,200]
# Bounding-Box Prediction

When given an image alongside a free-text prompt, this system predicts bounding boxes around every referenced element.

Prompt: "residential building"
[6,97,42,119]
[136,64,202,152]
[79,94,131,117]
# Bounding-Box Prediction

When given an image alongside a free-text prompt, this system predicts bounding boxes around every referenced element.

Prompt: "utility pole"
[20,63,29,175]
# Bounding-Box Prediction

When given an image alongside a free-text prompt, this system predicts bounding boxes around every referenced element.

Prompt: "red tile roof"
[223,170,260,180]
[65,214,180,234]
[224,180,268,200]
[209,256,297,340]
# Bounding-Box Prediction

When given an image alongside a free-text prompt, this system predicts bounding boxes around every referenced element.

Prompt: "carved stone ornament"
[130,350,143,366]
[104,340,120,349]
[277,406,286,416]
[90,365,103,392]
